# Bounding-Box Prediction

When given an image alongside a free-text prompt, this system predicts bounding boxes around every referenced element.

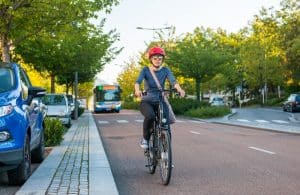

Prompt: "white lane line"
[248,146,276,155]
[98,121,109,124]
[256,120,270,123]
[135,119,144,123]
[272,120,289,124]
[175,120,184,123]
[237,119,250,122]
[190,131,201,135]
[116,120,128,123]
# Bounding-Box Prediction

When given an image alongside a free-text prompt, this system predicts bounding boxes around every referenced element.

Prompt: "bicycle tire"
[147,133,156,174]
[159,130,172,185]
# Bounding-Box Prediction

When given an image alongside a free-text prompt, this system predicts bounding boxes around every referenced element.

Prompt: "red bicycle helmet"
[148,47,166,59]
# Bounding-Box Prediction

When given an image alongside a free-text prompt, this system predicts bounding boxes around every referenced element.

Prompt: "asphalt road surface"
[94,109,300,195]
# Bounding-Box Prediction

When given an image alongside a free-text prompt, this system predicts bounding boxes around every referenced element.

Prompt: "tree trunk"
[51,74,56,93]
[195,77,201,102]
[66,83,69,95]
[1,34,11,62]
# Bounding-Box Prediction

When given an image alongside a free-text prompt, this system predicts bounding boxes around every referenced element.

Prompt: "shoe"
[140,139,149,149]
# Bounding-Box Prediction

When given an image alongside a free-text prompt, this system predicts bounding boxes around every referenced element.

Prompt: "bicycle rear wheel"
[147,133,156,174]
[159,130,172,185]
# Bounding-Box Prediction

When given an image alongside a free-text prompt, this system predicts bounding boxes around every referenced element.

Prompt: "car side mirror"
[26,86,46,105]
[29,86,46,97]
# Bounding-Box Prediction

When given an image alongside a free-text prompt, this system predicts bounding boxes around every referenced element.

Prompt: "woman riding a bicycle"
[134,46,185,149]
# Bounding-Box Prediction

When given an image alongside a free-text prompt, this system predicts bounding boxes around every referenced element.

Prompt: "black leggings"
[140,101,170,140]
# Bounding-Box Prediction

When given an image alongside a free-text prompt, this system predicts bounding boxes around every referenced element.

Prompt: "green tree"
[277,0,300,91]
[0,0,119,62]
[15,21,120,93]
[166,27,226,101]
[240,5,287,103]
[206,29,246,103]
[117,59,141,102]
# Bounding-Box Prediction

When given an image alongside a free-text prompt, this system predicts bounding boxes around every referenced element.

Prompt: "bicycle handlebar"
[141,88,180,97]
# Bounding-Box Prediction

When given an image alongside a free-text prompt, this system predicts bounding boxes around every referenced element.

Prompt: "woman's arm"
[134,83,142,97]
[174,83,185,97]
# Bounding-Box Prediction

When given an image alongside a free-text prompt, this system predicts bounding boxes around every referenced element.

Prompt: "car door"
[19,67,41,147]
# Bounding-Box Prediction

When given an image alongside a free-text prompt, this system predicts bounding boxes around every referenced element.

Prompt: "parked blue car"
[0,62,46,185]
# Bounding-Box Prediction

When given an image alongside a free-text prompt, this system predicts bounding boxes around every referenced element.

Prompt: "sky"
[96,0,281,85]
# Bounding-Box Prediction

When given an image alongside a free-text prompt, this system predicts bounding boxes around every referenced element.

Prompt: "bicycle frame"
[144,94,172,185]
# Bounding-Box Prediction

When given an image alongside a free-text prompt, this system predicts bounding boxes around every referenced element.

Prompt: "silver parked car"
[42,93,72,127]
[209,97,225,106]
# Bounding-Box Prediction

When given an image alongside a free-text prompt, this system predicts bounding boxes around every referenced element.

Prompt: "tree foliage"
[166,27,226,101]
[7,0,120,93]
[0,0,119,62]
[117,59,142,101]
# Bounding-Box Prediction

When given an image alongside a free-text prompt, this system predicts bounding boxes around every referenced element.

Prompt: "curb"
[88,112,119,195]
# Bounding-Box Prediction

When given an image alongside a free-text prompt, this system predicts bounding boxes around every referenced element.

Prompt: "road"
[95,109,300,195]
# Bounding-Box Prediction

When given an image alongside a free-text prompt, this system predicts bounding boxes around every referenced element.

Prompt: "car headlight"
[0,105,14,117]
[0,131,10,142]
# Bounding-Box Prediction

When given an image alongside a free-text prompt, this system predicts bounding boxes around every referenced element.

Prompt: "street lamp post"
[136,26,172,40]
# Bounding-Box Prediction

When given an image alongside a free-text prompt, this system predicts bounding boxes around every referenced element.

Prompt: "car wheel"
[31,130,45,163]
[66,117,72,128]
[7,134,31,185]
[291,107,295,113]
[283,106,286,112]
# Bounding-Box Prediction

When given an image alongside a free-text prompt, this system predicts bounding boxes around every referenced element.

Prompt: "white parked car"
[42,93,72,127]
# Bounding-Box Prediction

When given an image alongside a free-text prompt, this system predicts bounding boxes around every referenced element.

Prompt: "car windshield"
[213,97,223,101]
[66,95,74,104]
[42,95,66,105]
[0,67,15,93]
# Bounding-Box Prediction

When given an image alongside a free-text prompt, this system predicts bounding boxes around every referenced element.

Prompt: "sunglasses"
[151,56,164,61]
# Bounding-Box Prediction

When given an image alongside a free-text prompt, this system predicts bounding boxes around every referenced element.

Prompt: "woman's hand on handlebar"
[178,89,185,98]
[135,90,142,97]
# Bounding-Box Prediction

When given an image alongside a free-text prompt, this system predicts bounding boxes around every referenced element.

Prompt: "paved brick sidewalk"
[16,111,118,195]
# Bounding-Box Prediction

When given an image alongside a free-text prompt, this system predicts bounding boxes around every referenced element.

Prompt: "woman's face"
[150,55,164,68]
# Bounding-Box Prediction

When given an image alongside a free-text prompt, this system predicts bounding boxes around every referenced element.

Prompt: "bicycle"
[143,89,176,185]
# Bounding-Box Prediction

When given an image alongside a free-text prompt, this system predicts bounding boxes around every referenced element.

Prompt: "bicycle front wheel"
[159,130,172,185]
[147,133,156,174]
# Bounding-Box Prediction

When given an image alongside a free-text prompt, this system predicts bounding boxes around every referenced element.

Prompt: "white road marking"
[248,146,276,155]
[190,131,201,135]
[237,119,250,122]
[256,120,270,123]
[116,120,128,123]
[175,120,184,123]
[98,121,109,124]
[272,120,289,124]
[135,120,144,123]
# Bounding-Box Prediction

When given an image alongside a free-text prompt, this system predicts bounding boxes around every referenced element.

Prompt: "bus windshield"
[95,89,120,102]
[94,85,121,102]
